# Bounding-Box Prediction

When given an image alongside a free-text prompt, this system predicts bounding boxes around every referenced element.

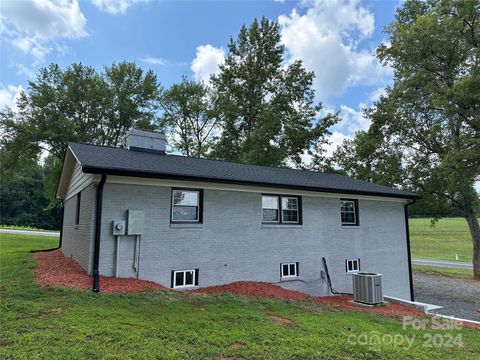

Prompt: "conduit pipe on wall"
[92,174,107,292]
[132,235,141,278]
[115,235,120,278]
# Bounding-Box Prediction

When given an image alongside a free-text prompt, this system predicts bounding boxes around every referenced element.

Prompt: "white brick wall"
[61,183,96,272]
[96,183,411,299]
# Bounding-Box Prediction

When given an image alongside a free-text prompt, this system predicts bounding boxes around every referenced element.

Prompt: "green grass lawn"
[412,265,473,280]
[0,224,59,232]
[1,233,479,359]
[409,218,474,262]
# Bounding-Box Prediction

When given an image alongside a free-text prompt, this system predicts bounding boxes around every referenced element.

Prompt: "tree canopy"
[210,17,338,167]
[0,62,161,169]
[159,77,217,158]
[335,0,480,279]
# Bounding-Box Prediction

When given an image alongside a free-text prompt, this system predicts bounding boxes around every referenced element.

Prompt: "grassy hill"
[409,217,473,262]
[1,233,479,359]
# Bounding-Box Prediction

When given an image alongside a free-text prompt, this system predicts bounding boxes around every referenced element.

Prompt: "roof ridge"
[70,142,338,177]
[68,142,418,198]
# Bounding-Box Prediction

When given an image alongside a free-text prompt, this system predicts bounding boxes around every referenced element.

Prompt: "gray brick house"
[56,129,418,300]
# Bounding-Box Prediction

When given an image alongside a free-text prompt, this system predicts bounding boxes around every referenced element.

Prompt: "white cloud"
[0,0,87,62]
[0,85,24,111]
[92,0,149,15]
[141,56,167,66]
[278,0,391,98]
[191,44,225,83]
[16,64,36,78]
[369,86,386,102]
[325,130,352,157]
[338,104,370,133]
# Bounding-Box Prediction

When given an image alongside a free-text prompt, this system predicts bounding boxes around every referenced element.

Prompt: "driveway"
[412,258,472,270]
[413,273,480,322]
[0,229,59,237]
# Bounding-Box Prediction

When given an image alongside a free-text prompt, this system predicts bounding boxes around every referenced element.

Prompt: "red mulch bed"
[32,251,479,328]
[33,250,166,293]
[192,281,307,299]
[194,282,424,318]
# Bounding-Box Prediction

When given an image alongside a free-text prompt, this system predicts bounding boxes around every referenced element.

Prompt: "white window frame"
[262,195,301,224]
[281,196,299,224]
[346,259,360,273]
[173,269,196,288]
[171,189,201,223]
[262,195,280,223]
[341,199,358,225]
[281,262,298,278]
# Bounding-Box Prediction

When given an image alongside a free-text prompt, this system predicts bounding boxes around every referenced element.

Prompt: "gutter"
[30,201,64,253]
[404,199,417,301]
[81,166,420,201]
[92,174,107,292]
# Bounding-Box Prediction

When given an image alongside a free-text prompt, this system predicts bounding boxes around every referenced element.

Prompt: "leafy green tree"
[0,62,161,200]
[1,62,160,165]
[210,17,338,167]
[333,128,405,187]
[160,77,217,157]
[337,0,480,279]
[0,160,60,230]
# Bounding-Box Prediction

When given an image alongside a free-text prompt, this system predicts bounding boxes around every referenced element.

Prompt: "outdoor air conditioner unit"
[352,272,383,305]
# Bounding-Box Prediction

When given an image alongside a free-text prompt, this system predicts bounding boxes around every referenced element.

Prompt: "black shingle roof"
[68,142,418,199]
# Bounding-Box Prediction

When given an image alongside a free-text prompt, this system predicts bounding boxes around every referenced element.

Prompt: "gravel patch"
[413,273,480,322]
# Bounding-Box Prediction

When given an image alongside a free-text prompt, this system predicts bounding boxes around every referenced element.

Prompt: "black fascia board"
[81,165,420,200]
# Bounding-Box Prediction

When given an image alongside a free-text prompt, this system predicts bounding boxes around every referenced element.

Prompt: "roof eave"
[81,165,420,200]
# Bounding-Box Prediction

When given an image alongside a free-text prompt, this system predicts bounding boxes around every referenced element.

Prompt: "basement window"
[346,259,360,273]
[281,263,299,278]
[171,189,202,223]
[75,192,81,226]
[172,269,198,288]
[341,199,359,226]
[262,195,301,224]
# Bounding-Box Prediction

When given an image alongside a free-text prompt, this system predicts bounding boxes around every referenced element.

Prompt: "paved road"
[412,258,472,269]
[0,229,59,237]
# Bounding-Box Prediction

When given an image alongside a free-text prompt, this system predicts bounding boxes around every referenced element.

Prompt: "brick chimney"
[126,129,166,154]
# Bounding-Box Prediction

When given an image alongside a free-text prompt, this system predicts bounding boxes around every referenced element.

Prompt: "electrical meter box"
[127,210,144,235]
[112,219,126,236]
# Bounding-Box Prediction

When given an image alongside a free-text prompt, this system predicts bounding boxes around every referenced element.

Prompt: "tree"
[0,159,61,230]
[338,0,480,279]
[333,127,405,187]
[0,62,161,200]
[159,77,217,157]
[210,17,337,167]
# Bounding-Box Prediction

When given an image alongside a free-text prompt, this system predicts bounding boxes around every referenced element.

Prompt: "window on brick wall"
[172,269,198,288]
[281,262,299,278]
[171,189,203,223]
[346,259,360,273]
[262,195,301,224]
[341,199,359,226]
[75,192,81,226]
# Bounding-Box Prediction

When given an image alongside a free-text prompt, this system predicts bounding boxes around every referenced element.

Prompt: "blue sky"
[1,0,400,155]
